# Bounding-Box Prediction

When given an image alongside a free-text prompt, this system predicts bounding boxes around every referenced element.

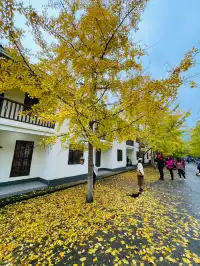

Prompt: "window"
[0,93,4,115]
[146,152,149,159]
[10,141,34,177]
[95,150,101,167]
[68,146,83,165]
[23,93,39,111]
[117,149,123,161]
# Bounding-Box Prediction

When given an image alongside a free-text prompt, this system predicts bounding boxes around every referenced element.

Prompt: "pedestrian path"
[154,163,200,220]
[0,181,48,199]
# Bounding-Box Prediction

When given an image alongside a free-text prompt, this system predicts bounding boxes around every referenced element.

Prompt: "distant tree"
[138,106,190,156]
[189,121,200,157]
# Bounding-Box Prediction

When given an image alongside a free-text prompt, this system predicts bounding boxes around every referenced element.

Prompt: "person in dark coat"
[155,153,165,180]
[127,156,129,166]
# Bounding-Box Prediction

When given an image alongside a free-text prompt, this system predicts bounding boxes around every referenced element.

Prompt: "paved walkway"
[0,181,47,199]
[154,163,200,220]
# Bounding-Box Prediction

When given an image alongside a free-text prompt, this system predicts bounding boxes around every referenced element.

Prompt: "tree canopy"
[189,121,200,157]
[0,0,198,201]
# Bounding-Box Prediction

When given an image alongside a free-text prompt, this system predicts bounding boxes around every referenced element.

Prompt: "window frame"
[117,149,123,162]
[10,140,34,177]
[95,149,101,167]
[68,146,83,165]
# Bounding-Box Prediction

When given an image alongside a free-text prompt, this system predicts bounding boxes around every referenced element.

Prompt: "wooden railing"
[0,96,55,129]
[126,140,134,146]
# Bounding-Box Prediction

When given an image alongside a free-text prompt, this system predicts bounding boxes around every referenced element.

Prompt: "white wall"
[43,140,88,180]
[110,141,126,169]
[100,149,113,169]
[0,119,56,136]
[144,150,151,163]
[4,89,25,103]
[0,131,46,183]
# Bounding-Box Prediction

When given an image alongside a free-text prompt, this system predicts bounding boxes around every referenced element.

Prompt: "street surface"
[156,163,200,220]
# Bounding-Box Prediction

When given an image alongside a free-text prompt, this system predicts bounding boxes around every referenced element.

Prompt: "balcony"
[126,140,134,146]
[0,96,55,129]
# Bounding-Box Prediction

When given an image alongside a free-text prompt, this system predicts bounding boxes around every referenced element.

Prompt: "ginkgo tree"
[0,0,198,202]
[138,105,190,156]
[189,121,200,157]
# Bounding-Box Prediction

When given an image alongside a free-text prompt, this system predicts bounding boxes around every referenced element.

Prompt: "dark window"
[117,149,123,161]
[23,93,39,111]
[10,141,34,177]
[68,146,83,165]
[0,93,4,115]
[95,150,101,167]
[146,152,149,159]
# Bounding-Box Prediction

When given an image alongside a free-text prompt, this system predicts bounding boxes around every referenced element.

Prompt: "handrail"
[0,96,55,129]
[0,96,31,109]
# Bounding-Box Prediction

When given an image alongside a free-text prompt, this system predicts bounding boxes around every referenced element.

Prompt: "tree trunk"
[151,150,155,165]
[86,141,94,203]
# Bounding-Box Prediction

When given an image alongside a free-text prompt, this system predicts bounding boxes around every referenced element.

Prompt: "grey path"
[155,163,200,220]
[0,181,47,199]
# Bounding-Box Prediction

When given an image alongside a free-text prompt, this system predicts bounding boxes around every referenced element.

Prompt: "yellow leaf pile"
[0,168,199,265]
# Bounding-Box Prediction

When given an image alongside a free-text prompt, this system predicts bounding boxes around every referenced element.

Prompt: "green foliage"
[189,121,200,157]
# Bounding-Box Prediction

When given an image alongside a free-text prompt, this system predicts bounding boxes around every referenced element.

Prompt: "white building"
[0,89,150,188]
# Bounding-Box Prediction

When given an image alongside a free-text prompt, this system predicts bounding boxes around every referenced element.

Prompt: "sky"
[15,0,200,128]
[133,0,200,128]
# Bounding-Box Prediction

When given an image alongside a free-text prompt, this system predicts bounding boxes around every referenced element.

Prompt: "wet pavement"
[154,163,200,220]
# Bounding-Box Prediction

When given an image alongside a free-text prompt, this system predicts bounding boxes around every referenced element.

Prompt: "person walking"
[93,164,98,188]
[137,158,144,192]
[167,157,175,180]
[176,158,186,179]
[155,153,165,180]
[127,156,129,167]
[197,160,200,176]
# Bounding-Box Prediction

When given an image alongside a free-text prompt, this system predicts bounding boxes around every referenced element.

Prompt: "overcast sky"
[133,0,200,128]
[17,0,200,128]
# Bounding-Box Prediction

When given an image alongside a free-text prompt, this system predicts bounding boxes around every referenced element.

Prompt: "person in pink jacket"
[167,157,175,180]
[176,158,186,179]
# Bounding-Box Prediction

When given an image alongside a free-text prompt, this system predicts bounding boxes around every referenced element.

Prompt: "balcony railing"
[126,140,134,146]
[0,96,55,129]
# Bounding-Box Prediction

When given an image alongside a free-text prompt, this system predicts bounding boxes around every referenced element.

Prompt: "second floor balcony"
[126,140,134,146]
[0,96,55,129]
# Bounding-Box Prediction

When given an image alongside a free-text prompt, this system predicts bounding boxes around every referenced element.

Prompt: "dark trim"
[0,177,48,187]
[98,167,127,172]
[48,174,88,187]
[98,168,112,171]
[112,167,126,172]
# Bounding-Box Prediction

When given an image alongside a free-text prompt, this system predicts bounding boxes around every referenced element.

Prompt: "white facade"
[0,89,147,186]
[0,131,46,183]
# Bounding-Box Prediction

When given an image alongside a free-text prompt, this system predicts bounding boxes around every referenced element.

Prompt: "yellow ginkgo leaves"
[0,169,200,265]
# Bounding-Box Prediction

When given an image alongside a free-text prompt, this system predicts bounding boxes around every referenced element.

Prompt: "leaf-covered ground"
[0,168,200,265]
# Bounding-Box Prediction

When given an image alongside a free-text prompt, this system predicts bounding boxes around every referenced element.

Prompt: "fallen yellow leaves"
[80,257,86,262]
[194,257,200,264]
[0,169,199,265]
